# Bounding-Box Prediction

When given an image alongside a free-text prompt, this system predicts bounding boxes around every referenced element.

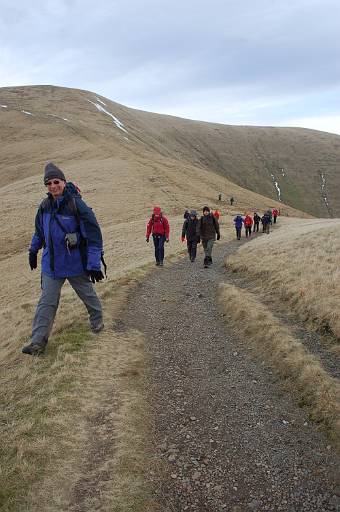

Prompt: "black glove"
[29,251,37,270]
[146,238,149,243]
[87,270,104,283]
[217,234,221,240]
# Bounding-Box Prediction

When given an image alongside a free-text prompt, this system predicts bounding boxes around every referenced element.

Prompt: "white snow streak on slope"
[320,172,329,207]
[87,99,128,133]
[271,173,281,201]
[96,97,107,106]
[22,110,33,116]
[1,105,7,108]
[47,113,69,121]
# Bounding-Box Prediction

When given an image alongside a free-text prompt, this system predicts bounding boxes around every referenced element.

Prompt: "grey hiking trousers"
[202,239,215,258]
[31,273,103,346]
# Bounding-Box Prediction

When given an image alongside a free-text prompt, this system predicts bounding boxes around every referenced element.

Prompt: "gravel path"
[124,240,340,512]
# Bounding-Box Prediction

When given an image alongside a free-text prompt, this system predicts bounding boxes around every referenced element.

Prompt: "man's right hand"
[29,251,37,270]
[146,238,149,243]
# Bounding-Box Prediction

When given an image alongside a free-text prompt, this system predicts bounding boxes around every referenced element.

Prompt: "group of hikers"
[233,208,279,240]
[22,162,278,356]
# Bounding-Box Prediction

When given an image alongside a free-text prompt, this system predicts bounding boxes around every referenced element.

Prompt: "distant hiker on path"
[218,193,222,201]
[197,206,220,268]
[22,163,105,356]
[253,212,261,232]
[233,214,243,240]
[261,212,271,234]
[244,214,253,237]
[230,197,234,206]
[272,208,279,224]
[146,206,170,267]
[182,210,200,262]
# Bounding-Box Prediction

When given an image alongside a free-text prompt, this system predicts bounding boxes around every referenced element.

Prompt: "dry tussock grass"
[226,217,340,350]
[0,276,156,511]
[219,283,340,446]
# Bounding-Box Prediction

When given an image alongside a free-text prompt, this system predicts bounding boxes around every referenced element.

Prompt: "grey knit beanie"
[44,162,66,184]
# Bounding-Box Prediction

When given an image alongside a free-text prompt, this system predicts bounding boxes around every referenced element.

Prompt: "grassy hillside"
[1,85,340,216]
[0,85,339,509]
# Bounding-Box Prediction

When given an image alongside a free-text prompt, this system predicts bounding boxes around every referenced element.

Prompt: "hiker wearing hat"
[146,206,170,266]
[197,206,220,268]
[22,163,105,356]
[181,210,200,262]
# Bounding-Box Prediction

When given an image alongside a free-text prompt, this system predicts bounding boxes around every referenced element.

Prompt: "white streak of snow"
[47,113,69,122]
[22,110,33,116]
[320,172,329,207]
[271,173,281,201]
[87,99,128,133]
[124,137,129,141]
[1,105,7,108]
[96,97,107,106]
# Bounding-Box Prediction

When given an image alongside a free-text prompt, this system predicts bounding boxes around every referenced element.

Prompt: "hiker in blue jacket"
[22,163,105,356]
[233,214,244,240]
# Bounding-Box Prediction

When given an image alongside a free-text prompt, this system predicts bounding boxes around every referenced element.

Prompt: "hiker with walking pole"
[22,163,105,356]
[146,206,170,266]
[197,206,220,268]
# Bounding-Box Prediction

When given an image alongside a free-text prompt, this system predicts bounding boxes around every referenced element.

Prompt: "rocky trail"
[123,238,340,512]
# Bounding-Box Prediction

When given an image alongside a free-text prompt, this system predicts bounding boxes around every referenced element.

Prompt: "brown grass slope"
[1,85,340,216]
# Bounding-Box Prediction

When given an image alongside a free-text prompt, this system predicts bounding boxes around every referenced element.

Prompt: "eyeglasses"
[46,180,62,186]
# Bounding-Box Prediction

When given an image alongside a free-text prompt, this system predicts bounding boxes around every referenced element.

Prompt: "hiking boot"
[190,258,195,262]
[159,261,164,267]
[156,261,160,266]
[21,342,45,356]
[91,322,104,334]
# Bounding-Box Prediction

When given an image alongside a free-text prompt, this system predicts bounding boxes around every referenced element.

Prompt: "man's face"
[45,179,66,198]
[203,210,209,216]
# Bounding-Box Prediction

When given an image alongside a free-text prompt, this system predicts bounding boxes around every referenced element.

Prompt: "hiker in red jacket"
[146,206,170,266]
[244,214,253,237]
[213,209,220,220]
[272,208,279,224]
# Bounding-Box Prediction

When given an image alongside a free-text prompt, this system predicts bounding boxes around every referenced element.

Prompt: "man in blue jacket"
[22,163,105,356]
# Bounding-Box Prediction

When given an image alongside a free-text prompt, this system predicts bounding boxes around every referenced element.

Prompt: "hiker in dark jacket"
[253,212,261,232]
[22,163,105,356]
[197,206,220,268]
[183,209,190,220]
[261,212,271,234]
[182,209,200,262]
[146,206,170,266]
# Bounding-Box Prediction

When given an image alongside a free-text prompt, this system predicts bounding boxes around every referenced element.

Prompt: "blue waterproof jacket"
[30,183,103,278]
[234,215,244,228]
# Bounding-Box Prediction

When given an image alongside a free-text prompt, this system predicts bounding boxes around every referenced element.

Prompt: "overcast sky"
[1,0,340,134]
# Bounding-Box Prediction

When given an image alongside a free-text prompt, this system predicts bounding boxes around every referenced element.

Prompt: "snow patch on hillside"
[22,110,33,116]
[95,97,107,107]
[87,99,128,133]
[1,105,7,108]
[320,172,330,208]
[271,174,282,201]
[47,113,69,122]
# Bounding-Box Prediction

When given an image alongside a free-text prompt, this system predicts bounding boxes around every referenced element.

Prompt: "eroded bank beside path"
[123,239,340,512]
